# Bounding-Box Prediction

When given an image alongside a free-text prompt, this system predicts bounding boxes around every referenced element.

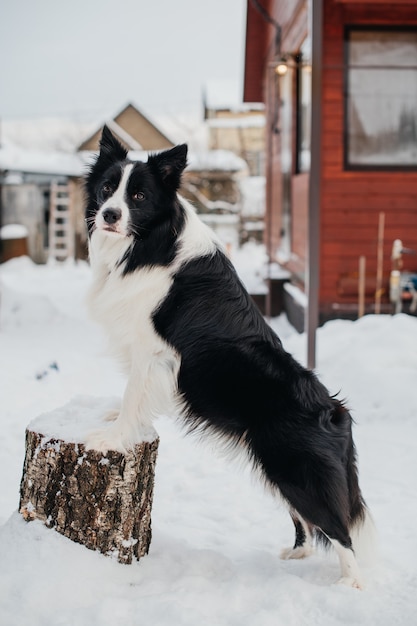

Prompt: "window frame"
[343,24,417,172]
[295,49,312,175]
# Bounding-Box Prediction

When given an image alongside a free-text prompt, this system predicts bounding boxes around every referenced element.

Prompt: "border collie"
[85,126,373,589]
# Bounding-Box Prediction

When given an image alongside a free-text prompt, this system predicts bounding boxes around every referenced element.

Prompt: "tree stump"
[19,396,159,564]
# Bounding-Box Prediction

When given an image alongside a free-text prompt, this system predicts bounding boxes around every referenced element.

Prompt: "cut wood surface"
[19,396,159,564]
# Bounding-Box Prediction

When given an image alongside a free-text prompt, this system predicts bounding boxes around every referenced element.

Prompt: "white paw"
[280,545,314,560]
[103,409,120,423]
[85,423,127,454]
[336,576,364,590]
[84,416,158,454]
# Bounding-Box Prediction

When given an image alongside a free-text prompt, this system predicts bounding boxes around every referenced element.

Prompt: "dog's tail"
[345,412,377,565]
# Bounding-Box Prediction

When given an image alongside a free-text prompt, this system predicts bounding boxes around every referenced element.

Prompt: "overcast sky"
[0,0,247,122]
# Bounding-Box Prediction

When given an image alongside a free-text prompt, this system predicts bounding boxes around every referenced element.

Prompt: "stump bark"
[19,397,159,564]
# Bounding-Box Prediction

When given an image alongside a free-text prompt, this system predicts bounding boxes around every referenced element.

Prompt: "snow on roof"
[187,149,248,173]
[0,143,247,178]
[0,224,29,240]
[0,109,182,155]
[78,102,176,151]
[1,117,96,152]
[128,148,248,173]
[152,112,208,151]
[0,109,246,171]
[204,79,264,112]
[0,143,86,177]
[207,115,265,129]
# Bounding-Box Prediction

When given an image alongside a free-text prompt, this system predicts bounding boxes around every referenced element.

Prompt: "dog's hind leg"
[285,499,364,588]
[329,537,363,589]
[280,482,364,589]
[262,452,364,588]
[280,511,314,560]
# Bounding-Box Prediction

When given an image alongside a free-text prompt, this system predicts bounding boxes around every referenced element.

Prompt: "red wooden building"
[244,0,417,348]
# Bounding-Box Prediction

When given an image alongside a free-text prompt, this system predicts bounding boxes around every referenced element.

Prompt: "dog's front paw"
[103,409,120,423]
[280,545,314,560]
[85,423,128,454]
[335,576,364,590]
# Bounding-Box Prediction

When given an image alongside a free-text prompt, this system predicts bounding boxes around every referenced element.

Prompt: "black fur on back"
[153,250,366,545]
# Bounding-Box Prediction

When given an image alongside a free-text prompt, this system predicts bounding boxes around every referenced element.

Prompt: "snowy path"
[0,258,416,625]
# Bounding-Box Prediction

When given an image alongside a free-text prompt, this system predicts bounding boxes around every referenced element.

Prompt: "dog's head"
[85,126,188,243]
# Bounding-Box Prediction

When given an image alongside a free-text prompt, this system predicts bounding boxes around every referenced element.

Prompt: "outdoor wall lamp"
[275,62,288,76]
[273,53,303,76]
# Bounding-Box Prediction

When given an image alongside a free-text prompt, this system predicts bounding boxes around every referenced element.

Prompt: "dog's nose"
[102,208,122,224]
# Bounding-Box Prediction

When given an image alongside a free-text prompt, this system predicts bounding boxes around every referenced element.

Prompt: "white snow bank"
[1,256,417,625]
[231,241,268,294]
[0,256,92,325]
[239,176,265,217]
[0,281,64,327]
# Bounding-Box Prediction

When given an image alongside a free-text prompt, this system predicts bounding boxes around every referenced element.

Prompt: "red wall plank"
[318,0,417,310]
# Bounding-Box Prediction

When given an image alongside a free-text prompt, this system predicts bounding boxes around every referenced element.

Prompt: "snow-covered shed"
[0,144,85,263]
[204,80,265,177]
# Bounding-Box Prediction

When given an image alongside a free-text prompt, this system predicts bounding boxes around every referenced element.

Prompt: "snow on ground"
[0,257,417,625]
[231,241,269,294]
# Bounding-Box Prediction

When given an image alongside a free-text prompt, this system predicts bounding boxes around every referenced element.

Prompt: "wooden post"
[19,397,159,564]
[358,255,366,318]
[375,212,385,314]
[307,0,323,370]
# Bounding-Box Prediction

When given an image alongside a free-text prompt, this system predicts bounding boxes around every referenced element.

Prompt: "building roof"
[0,143,86,177]
[77,102,175,151]
[204,79,264,113]
[0,143,247,179]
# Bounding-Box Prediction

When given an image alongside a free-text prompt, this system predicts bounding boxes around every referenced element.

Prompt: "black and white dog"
[85,126,373,588]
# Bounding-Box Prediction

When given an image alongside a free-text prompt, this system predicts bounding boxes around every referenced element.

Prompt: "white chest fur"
[84,203,217,451]
[86,232,180,453]
[88,255,174,369]
[86,264,180,451]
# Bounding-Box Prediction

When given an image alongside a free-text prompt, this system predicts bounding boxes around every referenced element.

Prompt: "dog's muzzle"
[102,208,122,225]
[96,207,128,234]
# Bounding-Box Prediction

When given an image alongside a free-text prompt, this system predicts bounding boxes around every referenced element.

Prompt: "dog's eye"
[133,191,145,201]
[101,183,112,198]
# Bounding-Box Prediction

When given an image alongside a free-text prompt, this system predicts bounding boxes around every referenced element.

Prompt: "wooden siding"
[243,1,270,102]
[320,1,417,311]
[243,0,308,97]
[291,173,308,278]
[244,0,417,318]
[244,1,310,268]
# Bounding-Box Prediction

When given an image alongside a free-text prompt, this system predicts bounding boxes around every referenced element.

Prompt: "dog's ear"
[148,144,188,193]
[99,125,128,161]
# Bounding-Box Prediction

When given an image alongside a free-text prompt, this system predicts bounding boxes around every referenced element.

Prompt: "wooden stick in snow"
[375,212,385,314]
[358,255,366,318]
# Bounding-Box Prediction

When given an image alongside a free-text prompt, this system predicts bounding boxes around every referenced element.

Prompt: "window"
[345,27,417,169]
